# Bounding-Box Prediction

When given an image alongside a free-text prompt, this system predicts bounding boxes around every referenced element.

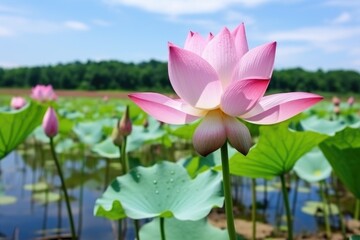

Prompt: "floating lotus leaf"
[32,191,61,204]
[94,161,223,220]
[293,147,332,183]
[319,127,360,199]
[126,125,166,152]
[73,122,103,145]
[255,185,278,192]
[92,138,120,159]
[301,201,339,216]
[0,101,46,160]
[32,126,50,143]
[55,138,75,153]
[139,218,229,240]
[229,121,328,179]
[24,181,50,191]
[300,116,346,136]
[0,195,17,205]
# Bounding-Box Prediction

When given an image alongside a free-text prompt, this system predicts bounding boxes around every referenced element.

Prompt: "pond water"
[0,148,340,239]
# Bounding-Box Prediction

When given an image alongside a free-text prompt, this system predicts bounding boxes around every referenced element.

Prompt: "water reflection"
[0,148,345,239]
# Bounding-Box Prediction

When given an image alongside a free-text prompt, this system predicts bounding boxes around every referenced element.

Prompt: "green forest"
[0,59,359,93]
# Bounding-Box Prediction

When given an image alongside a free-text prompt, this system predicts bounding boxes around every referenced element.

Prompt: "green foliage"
[139,218,229,240]
[1,60,359,93]
[229,121,328,179]
[0,101,46,160]
[319,127,360,199]
[94,161,223,220]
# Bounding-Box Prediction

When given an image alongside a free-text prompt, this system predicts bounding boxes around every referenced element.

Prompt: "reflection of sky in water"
[0,151,337,239]
[0,151,119,240]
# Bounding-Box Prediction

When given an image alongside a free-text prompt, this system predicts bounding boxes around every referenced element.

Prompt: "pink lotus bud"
[10,96,27,109]
[111,126,123,146]
[347,96,355,106]
[119,106,132,136]
[103,96,109,102]
[42,107,58,137]
[332,96,340,106]
[334,106,340,116]
[31,84,58,102]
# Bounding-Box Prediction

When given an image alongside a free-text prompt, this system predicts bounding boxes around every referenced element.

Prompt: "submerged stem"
[280,174,292,240]
[221,143,236,240]
[251,178,257,240]
[160,217,166,240]
[320,181,331,238]
[49,138,77,240]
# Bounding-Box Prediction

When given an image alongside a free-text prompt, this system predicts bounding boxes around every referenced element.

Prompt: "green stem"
[221,143,236,240]
[49,138,77,240]
[320,181,331,238]
[121,136,128,174]
[280,174,292,240]
[251,178,257,240]
[355,199,360,220]
[160,217,166,240]
[134,220,140,240]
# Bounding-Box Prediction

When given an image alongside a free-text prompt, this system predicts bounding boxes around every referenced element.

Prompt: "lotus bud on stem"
[42,107,77,240]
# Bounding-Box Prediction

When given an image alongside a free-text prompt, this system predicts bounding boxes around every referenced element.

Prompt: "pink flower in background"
[129,23,323,156]
[42,107,58,138]
[347,96,355,107]
[10,96,27,110]
[31,84,58,102]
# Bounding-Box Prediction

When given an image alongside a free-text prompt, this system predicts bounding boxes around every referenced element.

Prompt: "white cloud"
[266,26,360,43]
[104,0,273,15]
[64,21,90,31]
[324,0,360,7]
[332,12,351,24]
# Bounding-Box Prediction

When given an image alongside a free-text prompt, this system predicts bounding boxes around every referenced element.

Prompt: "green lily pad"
[32,126,50,143]
[92,138,120,159]
[319,127,360,199]
[24,181,50,191]
[32,191,61,204]
[0,195,17,205]
[301,201,339,216]
[293,147,332,183]
[300,116,346,136]
[229,121,328,179]
[55,138,75,153]
[139,218,229,240]
[0,101,46,159]
[94,161,223,220]
[73,122,103,145]
[255,185,278,192]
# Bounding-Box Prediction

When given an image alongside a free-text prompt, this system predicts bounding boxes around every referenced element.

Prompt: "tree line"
[0,59,359,93]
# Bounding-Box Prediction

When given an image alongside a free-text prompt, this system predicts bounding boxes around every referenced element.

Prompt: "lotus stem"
[49,137,77,240]
[160,217,166,240]
[280,174,293,240]
[121,136,128,174]
[355,199,360,220]
[320,181,331,238]
[251,178,257,240]
[220,143,236,240]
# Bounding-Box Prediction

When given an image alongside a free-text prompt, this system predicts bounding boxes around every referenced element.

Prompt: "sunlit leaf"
[92,138,120,159]
[293,147,332,183]
[94,161,223,220]
[319,127,360,199]
[300,116,345,136]
[0,195,17,205]
[229,121,328,179]
[301,200,339,216]
[73,122,103,145]
[32,191,61,204]
[139,218,229,240]
[24,181,50,191]
[0,101,46,160]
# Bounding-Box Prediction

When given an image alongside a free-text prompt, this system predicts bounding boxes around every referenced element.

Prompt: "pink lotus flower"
[31,84,58,102]
[129,23,323,156]
[10,96,27,110]
[42,107,58,138]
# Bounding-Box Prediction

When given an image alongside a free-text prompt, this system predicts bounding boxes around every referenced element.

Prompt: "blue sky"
[0,0,359,71]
